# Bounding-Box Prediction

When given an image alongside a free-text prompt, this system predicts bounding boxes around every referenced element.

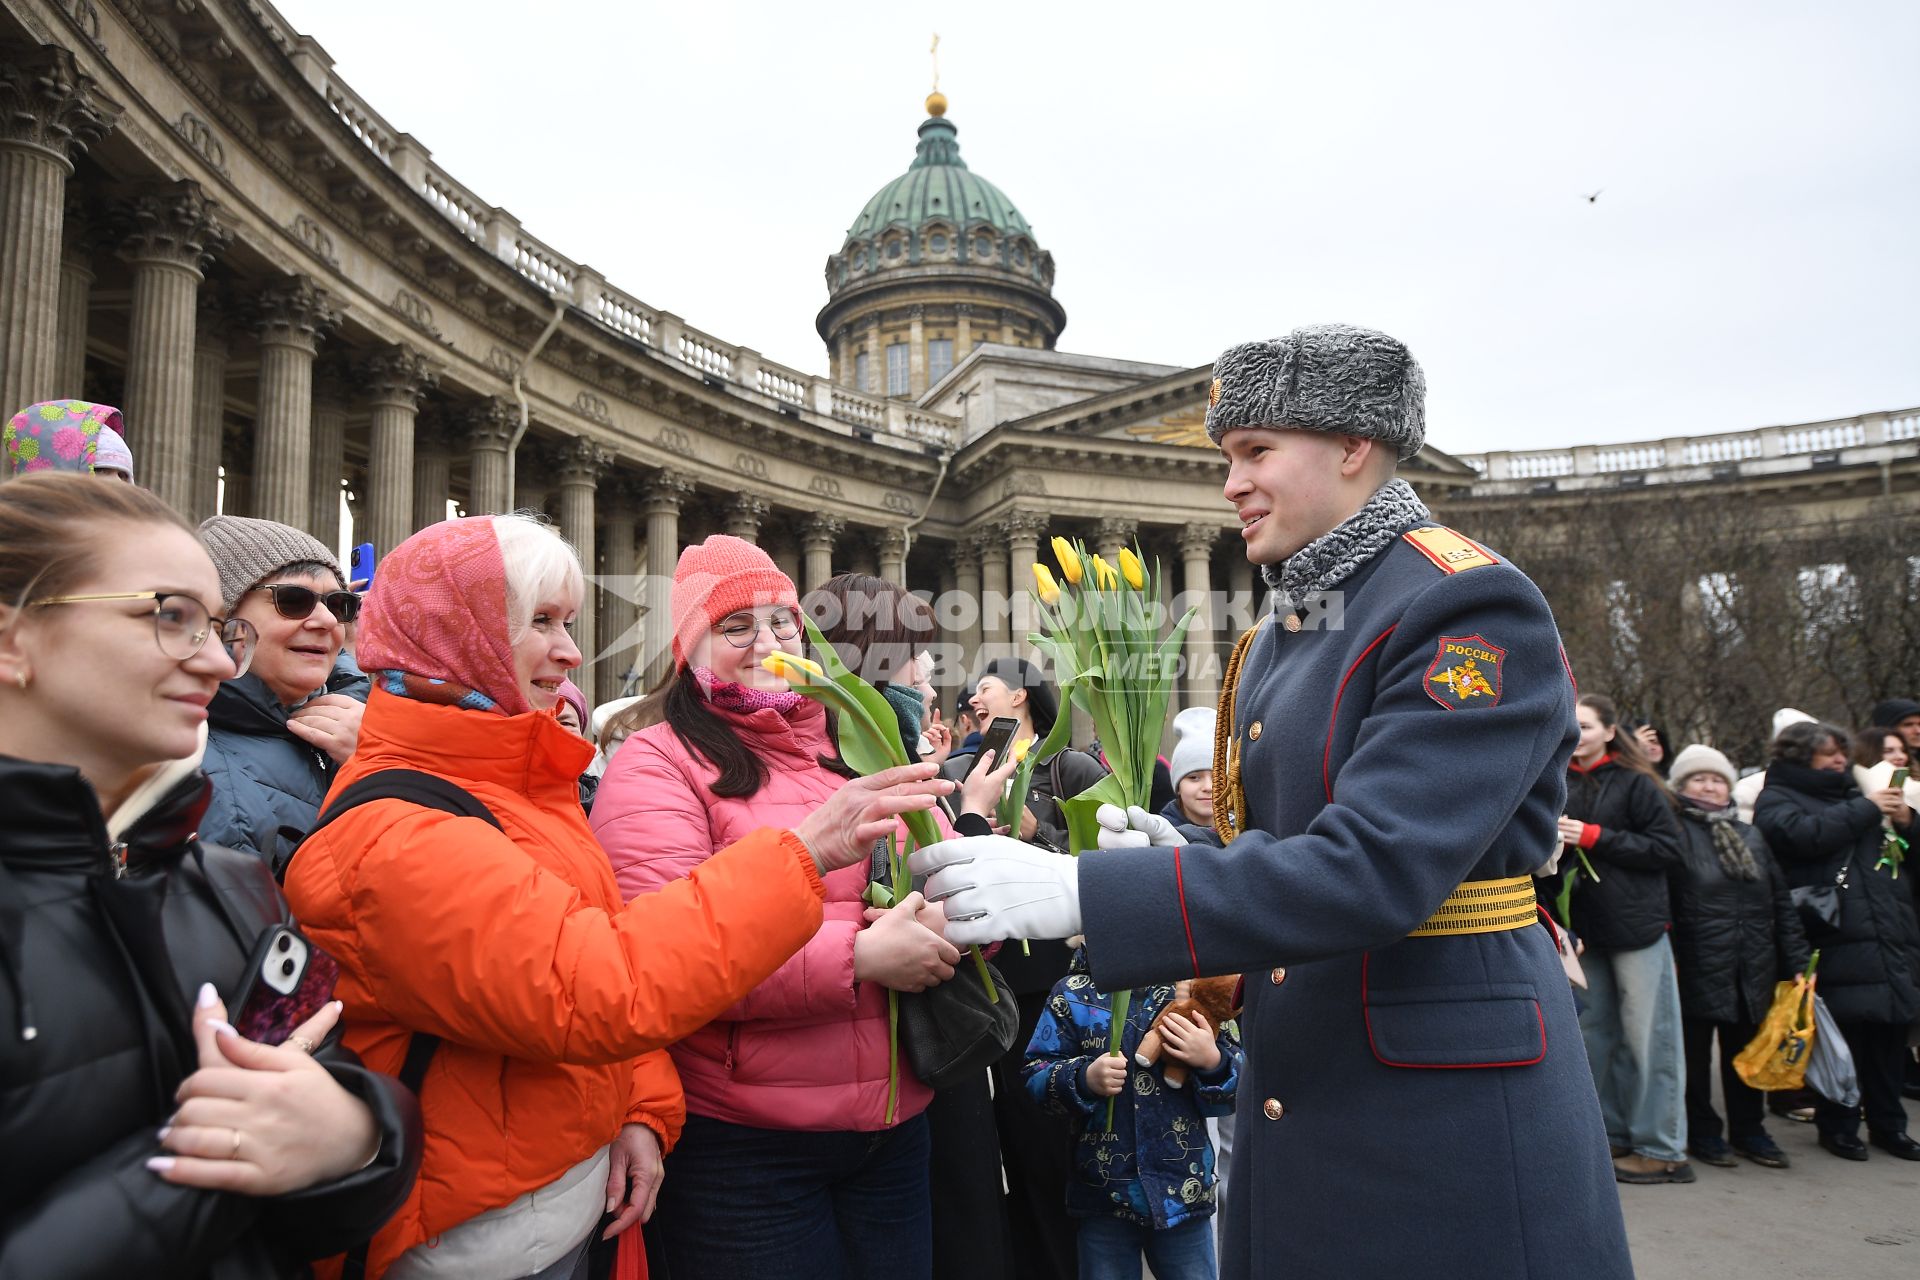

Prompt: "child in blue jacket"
[1023,946,1242,1280]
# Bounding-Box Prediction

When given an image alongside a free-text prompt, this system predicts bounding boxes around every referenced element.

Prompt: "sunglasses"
[251,583,361,623]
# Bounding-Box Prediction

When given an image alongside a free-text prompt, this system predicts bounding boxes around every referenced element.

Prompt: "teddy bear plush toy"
[1132,974,1242,1088]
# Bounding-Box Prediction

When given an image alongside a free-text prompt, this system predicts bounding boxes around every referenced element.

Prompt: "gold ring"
[229,1128,242,1158]
[287,1034,317,1055]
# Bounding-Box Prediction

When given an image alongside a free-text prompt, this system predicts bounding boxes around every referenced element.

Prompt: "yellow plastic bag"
[1733,979,1816,1091]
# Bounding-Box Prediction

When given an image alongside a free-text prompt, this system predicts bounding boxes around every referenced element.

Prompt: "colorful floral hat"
[3,400,126,477]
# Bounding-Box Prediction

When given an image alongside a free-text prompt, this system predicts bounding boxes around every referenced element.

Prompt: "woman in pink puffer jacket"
[591,537,986,1280]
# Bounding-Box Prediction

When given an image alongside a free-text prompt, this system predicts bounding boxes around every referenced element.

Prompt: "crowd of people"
[2,388,1916,1280]
[1538,695,1920,1182]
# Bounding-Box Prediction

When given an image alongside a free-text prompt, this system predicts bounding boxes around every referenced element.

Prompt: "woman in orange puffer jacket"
[285,515,950,1280]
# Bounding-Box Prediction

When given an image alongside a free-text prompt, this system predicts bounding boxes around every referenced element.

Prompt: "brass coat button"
[1269,967,1286,985]
[1247,721,1262,742]
[1262,1098,1285,1120]
[1283,613,1302,633]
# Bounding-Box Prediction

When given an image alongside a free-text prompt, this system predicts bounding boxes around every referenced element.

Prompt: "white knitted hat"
[1668,744,1738,790]
[1168,706,1217,784]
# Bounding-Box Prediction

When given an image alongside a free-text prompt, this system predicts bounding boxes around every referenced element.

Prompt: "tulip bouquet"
[1029,536,1196,1126]
[761,617,998,1123]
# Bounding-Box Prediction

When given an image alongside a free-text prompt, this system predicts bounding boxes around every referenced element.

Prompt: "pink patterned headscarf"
[356,516,531,716]
[4,400,123,476]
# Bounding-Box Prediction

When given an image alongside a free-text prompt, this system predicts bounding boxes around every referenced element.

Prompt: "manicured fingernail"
[209,1020,237,1037]
[157,1126,172,1142]
[146,1157,176,1172]
[197,982,218,1008]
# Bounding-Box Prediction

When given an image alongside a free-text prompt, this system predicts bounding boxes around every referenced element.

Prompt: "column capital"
[954,302,974,317]
[951,537,980,573]
[1177,523,1221,558]
[878,527,909,560]
[965,530,999,564]
[642,467,697,514]
[413,410,464,458]
[115,181,227,275]
[0,43,119,167]
[1001,509,1049,542]
[556,434,613,488]
[360,342,437,409]
[463,396,519,451]
[801,513,846,549]
[252,274,340,352]
[1094,516,1140,545]
[725,492,771,528]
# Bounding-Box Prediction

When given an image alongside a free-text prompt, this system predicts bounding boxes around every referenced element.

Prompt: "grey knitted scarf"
[1263,477,1431,608]
[1678,796,1760,881]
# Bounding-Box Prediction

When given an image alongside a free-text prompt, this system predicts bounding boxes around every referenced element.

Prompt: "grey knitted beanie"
[198,515,345,612]
[1203,323,1426,459]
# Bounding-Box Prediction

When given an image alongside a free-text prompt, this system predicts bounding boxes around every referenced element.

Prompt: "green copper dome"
[846,116,1033,242]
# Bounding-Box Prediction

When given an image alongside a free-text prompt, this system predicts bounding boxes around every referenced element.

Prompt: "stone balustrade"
[1459,407,1920,492]
[296,30,959,453]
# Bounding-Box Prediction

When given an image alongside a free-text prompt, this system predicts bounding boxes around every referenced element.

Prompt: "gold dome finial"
[927,33,946,116]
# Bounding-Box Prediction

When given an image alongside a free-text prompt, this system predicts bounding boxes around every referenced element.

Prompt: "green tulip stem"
[1105,987,1131,1132]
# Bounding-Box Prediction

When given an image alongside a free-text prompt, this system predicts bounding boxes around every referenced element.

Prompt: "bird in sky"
[1583,189,1604,204]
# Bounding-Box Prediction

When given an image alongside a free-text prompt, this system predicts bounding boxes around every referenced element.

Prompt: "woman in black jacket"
[0,473,420,1277]
[1547,694,1690,1184]
[1665,745,1810,1170]
[1755,720,1920,1163]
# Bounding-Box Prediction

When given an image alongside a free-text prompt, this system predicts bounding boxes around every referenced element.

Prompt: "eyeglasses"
[715,608,801,648]
[28,592,256,675]
[251,583,361,623]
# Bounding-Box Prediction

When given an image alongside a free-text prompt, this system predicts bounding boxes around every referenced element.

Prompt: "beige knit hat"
[198,515,344,612]
[1668,744,1739,790]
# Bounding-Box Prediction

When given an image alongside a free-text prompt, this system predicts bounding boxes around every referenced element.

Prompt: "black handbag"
[866,839,1022,1090]
[899,954,1021,1090]
[1791,861,1848,940]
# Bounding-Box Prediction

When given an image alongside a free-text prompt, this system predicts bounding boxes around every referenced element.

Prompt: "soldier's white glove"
[1095,803,1182,850]
[907,835,1082,946]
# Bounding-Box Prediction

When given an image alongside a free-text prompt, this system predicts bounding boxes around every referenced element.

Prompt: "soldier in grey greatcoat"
[913,324,1634,1279]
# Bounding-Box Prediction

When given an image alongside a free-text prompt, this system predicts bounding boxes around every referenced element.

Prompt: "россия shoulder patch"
[1426,634,1506,710]
[1403,526,1499,574]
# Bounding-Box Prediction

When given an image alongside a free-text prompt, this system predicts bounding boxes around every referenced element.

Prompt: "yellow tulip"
[1090,555,1120,589]
[1051,536,1084,585]
[1032,562,1062,605]
[760,652,824,683]
[1011,736,1034,763]
[1118,546,1146,591]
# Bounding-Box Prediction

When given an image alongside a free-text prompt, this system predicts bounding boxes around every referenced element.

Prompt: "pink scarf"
[693,666,806,717]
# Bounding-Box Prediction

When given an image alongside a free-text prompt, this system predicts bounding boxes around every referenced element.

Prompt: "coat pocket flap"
[1363,968,1546,1069]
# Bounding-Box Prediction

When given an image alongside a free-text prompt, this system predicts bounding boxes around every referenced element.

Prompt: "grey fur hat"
[1203,323,1426,459]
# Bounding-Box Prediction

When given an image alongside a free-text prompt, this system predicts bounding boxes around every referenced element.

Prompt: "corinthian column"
[308,361,347,547]
[598,477,641,703]
[952,537,983,673]
[117,181,225,512]
[723,493,769,543]
[188,295,231,523]
[1178,523,1221,711]
[977,531,1010,650]
[360,343,436,555]
[0,44,117,415]
[412,414,458,532]
[1003,510,1048,657]
[250,275,338,529]
[641,469,696,684]
[464,397,518,515]
[55,199,95,395]
[878,527,909,586]
[555,435,611,674]
[801,514,845,594]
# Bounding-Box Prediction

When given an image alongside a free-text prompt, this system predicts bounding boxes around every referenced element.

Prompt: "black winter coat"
[1754,761,1920,1025]
[1667,801,1811,1024]
[1547,756,1686,951]
[0,755,421,1279]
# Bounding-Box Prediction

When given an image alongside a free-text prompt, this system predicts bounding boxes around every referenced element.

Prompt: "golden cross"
[931,33,941,92]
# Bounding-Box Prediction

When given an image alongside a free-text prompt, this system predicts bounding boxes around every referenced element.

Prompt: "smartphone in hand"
[232,924,339,1046]
[967,716,1022,778]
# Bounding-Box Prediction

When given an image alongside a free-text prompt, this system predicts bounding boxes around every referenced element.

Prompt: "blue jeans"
[1077,1214,1215,1280]
[1578,934,1687,1162]
[653,1112,932,1280]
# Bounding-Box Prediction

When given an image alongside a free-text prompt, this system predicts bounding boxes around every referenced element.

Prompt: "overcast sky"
[274,0,1918,455]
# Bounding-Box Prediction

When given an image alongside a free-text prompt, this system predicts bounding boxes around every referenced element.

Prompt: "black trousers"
[928,1072,1013,1280]
[1682,1017,1766,1142]
[991,993,1078,1280]
[1814,1018,1912,1139]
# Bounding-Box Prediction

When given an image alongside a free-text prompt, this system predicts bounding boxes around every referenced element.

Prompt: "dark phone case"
[968,718,1021,778]
[232,925,339,1045]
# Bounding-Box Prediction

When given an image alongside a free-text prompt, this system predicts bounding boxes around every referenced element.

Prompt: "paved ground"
[1621,1096,1919,1280]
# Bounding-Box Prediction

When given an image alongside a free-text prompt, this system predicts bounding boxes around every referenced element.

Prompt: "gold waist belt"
[1407,876,1538,937]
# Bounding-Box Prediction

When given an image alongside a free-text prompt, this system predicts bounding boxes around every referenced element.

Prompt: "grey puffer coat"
[200,658,369,866]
